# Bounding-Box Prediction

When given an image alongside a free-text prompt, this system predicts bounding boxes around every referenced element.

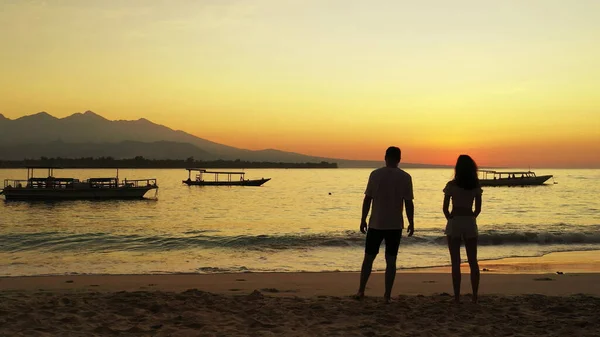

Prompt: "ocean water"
[1,168,599,276]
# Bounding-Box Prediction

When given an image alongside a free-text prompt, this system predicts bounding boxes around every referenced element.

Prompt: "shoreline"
[421,249,600,274]
[2,250,599,279]
[2,250,600,297]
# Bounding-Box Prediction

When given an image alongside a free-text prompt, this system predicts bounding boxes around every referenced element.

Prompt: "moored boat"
[183,168,270,187]
[1,167,158,201]
[479,170,553,187]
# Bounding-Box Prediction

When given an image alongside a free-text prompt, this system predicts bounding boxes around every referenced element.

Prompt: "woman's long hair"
[454,154,479,190]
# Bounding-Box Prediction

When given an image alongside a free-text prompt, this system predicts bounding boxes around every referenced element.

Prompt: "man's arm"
[360,195,372,234]
[404,175,415,237]
[404,199,414,237]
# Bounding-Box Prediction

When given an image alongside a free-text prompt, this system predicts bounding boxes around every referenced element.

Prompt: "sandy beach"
[2,252,600,337]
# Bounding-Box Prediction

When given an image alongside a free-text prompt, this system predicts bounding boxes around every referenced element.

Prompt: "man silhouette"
[356,146,414,302]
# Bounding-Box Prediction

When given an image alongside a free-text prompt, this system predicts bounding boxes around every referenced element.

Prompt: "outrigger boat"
[183,168,270,187]
[479,170,553,187]
[0,167,158,201]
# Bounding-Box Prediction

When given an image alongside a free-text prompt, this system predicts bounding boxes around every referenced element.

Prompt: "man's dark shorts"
[365,228,402,256]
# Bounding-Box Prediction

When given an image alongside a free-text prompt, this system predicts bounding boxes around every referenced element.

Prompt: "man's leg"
[357,253,377,297]
[357,229,383,298]
[383,230,402,302]
[384,254,397,301]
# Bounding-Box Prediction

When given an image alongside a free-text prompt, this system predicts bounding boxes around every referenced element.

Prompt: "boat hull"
[183,178,271,187]
[480,175,552,187]
[1,187,156,201]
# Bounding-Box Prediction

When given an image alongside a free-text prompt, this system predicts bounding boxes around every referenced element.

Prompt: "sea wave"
[1,225,600,253]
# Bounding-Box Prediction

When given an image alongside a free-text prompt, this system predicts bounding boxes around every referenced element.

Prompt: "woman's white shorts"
[445,216,478,239]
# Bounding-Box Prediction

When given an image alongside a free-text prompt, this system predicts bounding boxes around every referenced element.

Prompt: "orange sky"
[1,1,599,168]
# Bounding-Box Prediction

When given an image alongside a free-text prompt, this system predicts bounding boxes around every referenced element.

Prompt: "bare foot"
[352,292,365,300]
[471,295,478,304]
[384,292,393,304]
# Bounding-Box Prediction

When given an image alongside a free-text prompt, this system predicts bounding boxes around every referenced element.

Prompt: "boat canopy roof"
[88,177,118,182]
[480,170,534,174]
[186,168,245,175]
[25,166,63,169]
[28,177,76,182]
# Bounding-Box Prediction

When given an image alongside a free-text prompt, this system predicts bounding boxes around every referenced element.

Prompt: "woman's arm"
[443,194,451,220]
[474,194,482,218]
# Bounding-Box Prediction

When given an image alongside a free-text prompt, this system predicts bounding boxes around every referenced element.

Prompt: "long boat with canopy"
[1,167,158,200]
[183,169,270,186]
[479,170,553,187]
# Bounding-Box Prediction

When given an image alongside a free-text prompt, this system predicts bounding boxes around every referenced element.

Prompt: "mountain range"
[0,111,443,168]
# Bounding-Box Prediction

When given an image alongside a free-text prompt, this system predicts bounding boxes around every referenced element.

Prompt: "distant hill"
[0,140,209,161]
[0,111,235,159]
[0,157,338,169]
[0,111,444,168]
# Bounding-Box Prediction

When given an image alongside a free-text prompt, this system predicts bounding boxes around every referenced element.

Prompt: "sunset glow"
[1,0,599,167]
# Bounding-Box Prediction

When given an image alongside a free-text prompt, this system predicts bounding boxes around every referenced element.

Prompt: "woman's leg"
[447,236,462,303]
[464,237,480,303]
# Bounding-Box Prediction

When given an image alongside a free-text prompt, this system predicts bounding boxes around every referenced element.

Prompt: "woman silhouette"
[443,155,482,303]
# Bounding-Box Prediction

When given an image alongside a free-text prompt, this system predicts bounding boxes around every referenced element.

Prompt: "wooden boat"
[183,168,270,187]
[479,170,553,187]
[1,167,158,201]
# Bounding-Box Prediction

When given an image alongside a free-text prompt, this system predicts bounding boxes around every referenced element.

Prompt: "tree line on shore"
[0,157,338,169]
